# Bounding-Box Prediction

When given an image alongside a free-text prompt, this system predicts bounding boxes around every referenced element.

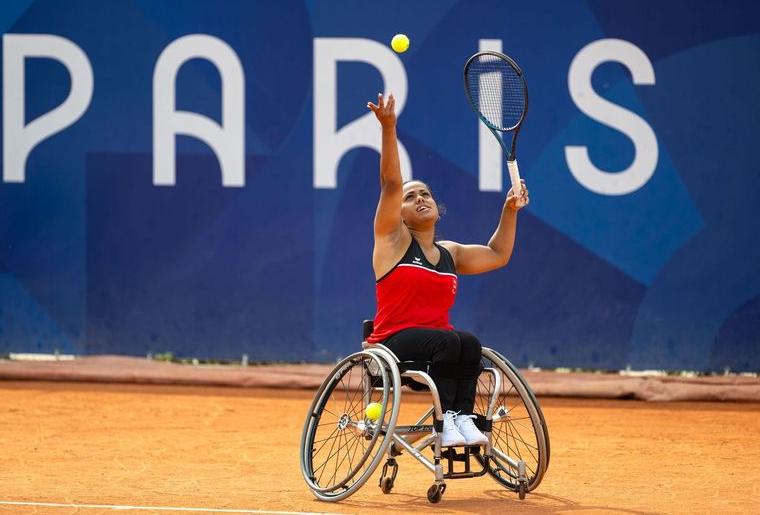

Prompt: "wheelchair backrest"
[362,320,374,340]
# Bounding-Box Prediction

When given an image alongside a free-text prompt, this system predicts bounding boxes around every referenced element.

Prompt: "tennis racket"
[464,51,528,205]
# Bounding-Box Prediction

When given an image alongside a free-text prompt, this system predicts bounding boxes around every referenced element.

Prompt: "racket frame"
[463,51,528,202]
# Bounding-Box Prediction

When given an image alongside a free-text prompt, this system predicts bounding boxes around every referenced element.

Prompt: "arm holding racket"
[442,50,532,273]
[439,180,529,275]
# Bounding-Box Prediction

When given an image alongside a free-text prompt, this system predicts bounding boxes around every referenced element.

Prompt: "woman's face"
[401,181,439,228]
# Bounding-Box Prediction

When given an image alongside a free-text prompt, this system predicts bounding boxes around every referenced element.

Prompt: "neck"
[409,227,436,248]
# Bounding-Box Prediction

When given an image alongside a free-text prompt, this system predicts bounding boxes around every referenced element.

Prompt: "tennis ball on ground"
[391,34,410,53]
[365,402,383,421]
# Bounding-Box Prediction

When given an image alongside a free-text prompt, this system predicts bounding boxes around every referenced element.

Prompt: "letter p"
[3,34,93,183]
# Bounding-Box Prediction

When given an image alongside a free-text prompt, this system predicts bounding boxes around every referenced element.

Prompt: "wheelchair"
[300,321,550,504]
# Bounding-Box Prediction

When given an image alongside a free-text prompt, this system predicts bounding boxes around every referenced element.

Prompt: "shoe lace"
[443,410,460,430]
[457,414,479,432]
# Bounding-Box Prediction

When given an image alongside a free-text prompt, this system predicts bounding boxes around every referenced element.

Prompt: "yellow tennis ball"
[365,402,383,421]
[391,34,410,53]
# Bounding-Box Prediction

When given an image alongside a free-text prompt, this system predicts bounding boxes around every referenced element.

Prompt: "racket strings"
[466,55,525,131]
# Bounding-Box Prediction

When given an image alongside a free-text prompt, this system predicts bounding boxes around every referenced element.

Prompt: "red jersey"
[367,238,458,343]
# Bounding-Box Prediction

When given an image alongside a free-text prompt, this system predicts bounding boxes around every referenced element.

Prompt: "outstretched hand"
[367,93,396,128]
[506,180,530,211]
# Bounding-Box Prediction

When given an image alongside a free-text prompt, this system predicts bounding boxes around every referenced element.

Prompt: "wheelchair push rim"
[300,350,401,501]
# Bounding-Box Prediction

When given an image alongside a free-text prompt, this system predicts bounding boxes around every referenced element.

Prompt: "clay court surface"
[1,381,759,515]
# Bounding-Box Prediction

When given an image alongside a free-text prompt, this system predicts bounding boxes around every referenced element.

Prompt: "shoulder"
[436,240,461,264]
[437,240,460,254]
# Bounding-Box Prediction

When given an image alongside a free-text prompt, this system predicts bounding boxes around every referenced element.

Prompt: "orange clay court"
[1,380,759,515]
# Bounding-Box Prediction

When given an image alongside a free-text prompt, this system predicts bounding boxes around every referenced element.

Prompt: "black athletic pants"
[383,327,482,414]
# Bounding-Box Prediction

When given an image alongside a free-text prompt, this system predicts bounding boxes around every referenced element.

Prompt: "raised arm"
[367,93,411,279]
[367,93,403,239]
[439,182,529,275]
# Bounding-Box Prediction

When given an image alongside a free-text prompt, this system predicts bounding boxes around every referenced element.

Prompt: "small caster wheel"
[380,477,394,494]
[516,459,528,499]
[427,483,445,504]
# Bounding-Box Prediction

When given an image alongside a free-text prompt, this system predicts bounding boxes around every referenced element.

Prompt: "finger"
[377,92,384,108]
[387,95,395,112]
[367,102,378,112]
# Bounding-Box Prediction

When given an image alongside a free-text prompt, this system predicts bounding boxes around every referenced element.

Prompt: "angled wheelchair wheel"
[490,348,551,468]
[474,347,549,492]
[300,350,401,501]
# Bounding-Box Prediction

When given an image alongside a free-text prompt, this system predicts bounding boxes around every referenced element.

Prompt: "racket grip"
[507,159,527,208]
[507,159,524,199]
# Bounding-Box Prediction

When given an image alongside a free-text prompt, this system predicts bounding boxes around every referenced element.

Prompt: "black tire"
[300,350,401,501]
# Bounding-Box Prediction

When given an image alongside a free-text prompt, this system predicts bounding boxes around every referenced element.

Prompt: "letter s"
[565,39,657,195]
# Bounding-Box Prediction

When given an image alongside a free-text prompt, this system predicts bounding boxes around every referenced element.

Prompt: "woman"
[365,93,529,447]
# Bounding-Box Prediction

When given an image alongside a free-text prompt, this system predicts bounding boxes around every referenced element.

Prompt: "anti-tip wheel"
[380,477,394,494]
[427,483,445,504]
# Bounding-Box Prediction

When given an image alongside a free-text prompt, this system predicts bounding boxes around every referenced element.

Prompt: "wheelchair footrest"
[440,446,489,479]
[441,446,480,462]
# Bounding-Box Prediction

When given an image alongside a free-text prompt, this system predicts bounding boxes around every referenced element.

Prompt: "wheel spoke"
[315,424,341,483]
[506,419,539,464]
[311,424,341,456]
[330,428,360,487]
[327,429,349,486]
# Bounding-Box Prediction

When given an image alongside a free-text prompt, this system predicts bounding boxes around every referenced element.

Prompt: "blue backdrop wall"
[1,0,758,371]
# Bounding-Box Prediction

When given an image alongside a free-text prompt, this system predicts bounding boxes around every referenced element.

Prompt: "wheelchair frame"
[300,331,550,504]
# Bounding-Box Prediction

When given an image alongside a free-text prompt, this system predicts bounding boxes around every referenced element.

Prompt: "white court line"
[0,501,342,515]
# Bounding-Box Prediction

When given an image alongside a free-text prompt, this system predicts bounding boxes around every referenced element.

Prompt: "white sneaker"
[438,410,466,447]
[455,414,488,446]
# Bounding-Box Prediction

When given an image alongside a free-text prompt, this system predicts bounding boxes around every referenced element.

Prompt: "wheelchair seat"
[362,319,430,391]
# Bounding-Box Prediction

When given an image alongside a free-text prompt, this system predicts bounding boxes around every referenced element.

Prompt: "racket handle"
[507,159,526,207]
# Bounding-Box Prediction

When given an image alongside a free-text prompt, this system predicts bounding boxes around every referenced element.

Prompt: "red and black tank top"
[367,238,458,343]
